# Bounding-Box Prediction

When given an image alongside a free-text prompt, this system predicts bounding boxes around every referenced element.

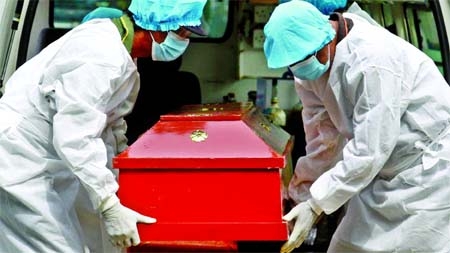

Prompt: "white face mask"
[149,31,189,61]
[289,45,330,80]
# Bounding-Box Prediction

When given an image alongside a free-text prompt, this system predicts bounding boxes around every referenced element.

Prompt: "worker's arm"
[288,81,346,204]
[310,65,402,214]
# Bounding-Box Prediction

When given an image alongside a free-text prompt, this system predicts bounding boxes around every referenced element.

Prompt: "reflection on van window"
[357,1,444,76]
[406,7,444,74]
[53,1,126,28]
[195,0,230,38]
[53,0,230,40]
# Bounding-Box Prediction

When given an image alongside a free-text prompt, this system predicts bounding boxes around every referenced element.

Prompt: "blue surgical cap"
[81,7,123,23]
[128,0,207,32]
[264,0,336,69]
[278,0,348,15]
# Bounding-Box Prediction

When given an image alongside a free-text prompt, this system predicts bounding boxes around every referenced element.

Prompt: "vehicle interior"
[0,0,449,252]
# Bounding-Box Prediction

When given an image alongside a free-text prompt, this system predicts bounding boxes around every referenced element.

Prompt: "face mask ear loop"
[326,44,332,68]
[343,17,349,35]
[148,31,158,61]
[327,44,330,60]
[148,31,156,42]
[119,16,129,43]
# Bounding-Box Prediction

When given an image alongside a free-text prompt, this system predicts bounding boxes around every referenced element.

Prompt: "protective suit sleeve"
[102,117,129,178]
[112,117,129,154]
[310,66,402,214]
[104,71,139,168]
[289,83,346,204]
[43,60,128,209]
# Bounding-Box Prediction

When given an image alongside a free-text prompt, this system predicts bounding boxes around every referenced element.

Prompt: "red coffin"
[113,102,293,241]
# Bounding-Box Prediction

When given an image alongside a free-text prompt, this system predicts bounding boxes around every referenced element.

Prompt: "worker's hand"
[100,195,156,248]
[280,200,322,253]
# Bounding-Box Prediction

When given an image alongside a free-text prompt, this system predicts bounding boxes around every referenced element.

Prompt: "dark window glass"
[357,1,444,75]
[405,6,444,74]
[52,0,231,41]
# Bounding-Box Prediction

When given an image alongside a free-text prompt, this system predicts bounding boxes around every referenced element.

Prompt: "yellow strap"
[111,14,134,53]
[119,16,129,43]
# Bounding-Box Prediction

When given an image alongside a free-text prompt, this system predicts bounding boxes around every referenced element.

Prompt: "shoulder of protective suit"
[62,20,131,67]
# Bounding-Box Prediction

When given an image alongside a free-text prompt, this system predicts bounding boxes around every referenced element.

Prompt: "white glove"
[280,199,322,253]
[100,195,156,248]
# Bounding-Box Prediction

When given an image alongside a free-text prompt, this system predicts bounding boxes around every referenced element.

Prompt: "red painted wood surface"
[114,103,291,169]
[129,240,238,252]
[118,169,288,241]
[114,103,292,243]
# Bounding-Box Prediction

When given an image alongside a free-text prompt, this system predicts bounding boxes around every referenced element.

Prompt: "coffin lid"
[114,102,293,169]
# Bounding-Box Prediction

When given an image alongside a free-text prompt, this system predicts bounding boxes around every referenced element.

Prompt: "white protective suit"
[289,12,450,253]
[0,19,139,252]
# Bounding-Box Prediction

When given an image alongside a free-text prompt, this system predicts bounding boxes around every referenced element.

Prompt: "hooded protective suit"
[0,18,139,252]
[284,7,450,253]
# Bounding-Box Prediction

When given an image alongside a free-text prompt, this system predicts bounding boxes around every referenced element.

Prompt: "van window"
[357,1,446,76]
[52,0,231,41]
[405,5,444,74]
